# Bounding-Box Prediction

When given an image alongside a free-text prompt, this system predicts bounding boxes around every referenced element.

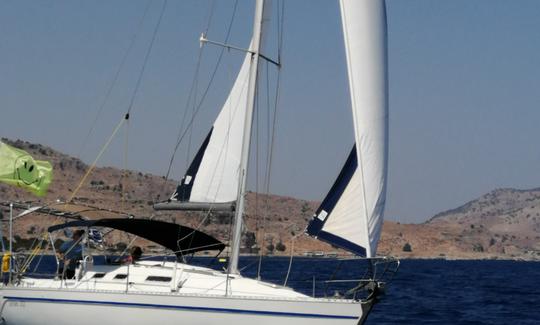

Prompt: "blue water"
[236,257,540,324]
[24,256,540,324]
[361,259,540,325]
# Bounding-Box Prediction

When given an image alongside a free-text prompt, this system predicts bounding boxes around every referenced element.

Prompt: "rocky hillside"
[379,189,540,260]
[0,138,539,260]
[0,138,328,256]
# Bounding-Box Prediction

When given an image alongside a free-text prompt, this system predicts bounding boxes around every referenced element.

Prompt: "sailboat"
[0,1,397,324]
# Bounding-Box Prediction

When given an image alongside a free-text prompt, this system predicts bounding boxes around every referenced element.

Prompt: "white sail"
[170,51,252,205]
[307,0,388,258]
[158,1,272,214]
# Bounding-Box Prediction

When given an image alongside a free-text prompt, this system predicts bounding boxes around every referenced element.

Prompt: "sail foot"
[153,201,235,213]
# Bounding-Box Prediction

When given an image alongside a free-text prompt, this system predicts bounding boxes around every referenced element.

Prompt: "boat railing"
[274,256,399,300]
[328,256,399,300]
[75,255,93,282]
[4,252,399,302]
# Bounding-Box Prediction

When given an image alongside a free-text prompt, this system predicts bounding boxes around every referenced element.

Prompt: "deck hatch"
[146,276,172,282]
[92,273,106,279]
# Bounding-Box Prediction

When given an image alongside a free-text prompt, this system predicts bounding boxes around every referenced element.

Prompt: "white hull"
[0,261,374,325]
[0,287,370,325]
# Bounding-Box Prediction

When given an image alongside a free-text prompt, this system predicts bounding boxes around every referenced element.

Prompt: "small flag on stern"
[0,141,52,196]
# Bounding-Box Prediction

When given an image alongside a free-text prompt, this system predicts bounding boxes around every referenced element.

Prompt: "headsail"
[307,0,388,257]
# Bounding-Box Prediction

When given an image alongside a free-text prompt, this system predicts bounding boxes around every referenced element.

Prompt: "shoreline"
[8,251,538,262]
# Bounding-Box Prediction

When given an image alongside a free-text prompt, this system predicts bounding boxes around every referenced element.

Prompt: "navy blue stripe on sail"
[306,145,357,234]
[171,128,213,202]
[306,145,367,257]
[314,230,366,256]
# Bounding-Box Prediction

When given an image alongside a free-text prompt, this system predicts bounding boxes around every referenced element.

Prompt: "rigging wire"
[277,0,285,63]
[257,0,285,280]
[184,1,217,166]
[256,59,270,279]
[185,74,197,169]
[126,0,168,116]
[121,117,130,211]
[162,0,239,187]
[254,64,261,253]
[173,49,205,184]
[69,0,167,204]
[173,0,218,176]
[76,0,152,159]
[68,116,127,203]
[203,0,217,36]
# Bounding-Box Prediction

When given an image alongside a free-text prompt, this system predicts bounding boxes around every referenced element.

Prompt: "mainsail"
[155,51,252,211]
[307,0,388,257]
[156,1,272,215]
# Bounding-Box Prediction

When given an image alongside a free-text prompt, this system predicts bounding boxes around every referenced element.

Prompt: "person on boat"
[58,229,85,279]
[124,246,143,265]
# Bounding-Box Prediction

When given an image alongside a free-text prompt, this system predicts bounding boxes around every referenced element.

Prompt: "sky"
[1,0,539,223]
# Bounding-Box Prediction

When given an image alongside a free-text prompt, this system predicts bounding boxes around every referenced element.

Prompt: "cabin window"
[114,274,128,279]
[146,276,172,282]
[92,273,106,279]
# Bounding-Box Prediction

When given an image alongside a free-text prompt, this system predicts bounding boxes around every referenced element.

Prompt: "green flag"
[0,141,52,197]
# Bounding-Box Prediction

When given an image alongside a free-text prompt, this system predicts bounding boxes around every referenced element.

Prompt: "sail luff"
[307,0,388,258]
[340,0,388,257]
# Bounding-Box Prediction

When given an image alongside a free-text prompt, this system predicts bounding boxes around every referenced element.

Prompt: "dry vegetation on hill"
[1,138,538,260]
[379,189,540,260]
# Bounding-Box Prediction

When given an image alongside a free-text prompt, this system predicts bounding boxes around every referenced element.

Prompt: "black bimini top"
[48,218,225,257]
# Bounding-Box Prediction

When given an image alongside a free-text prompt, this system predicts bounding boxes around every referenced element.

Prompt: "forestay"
[307,0,388,258]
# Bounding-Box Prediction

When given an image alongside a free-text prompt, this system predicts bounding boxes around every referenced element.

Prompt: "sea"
[236,257,540,325]
[23,256,540,324]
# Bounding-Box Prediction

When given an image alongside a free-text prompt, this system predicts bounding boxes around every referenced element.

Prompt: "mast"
[228,0,268,275]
